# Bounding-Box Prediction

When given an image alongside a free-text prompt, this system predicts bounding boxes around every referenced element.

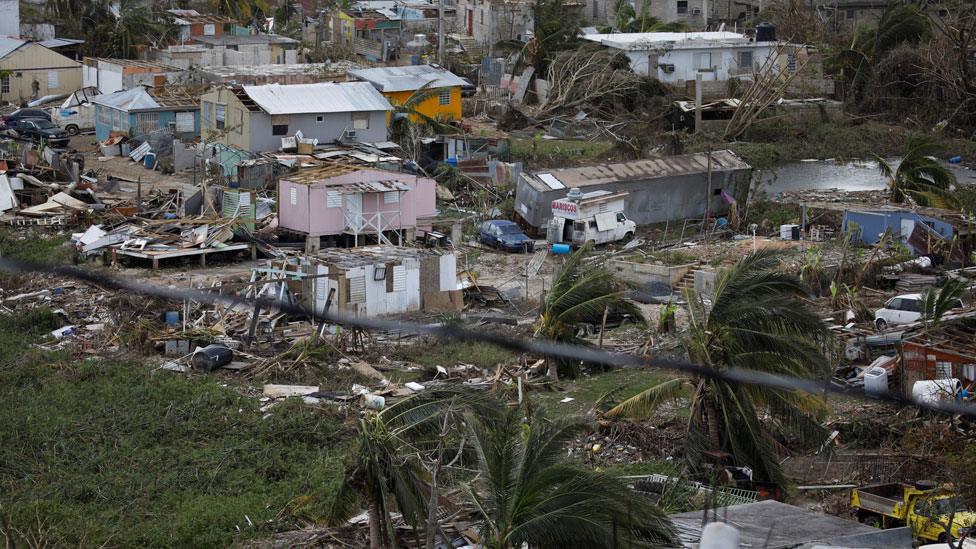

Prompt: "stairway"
[673,269,698,292]
[453,35,484,59]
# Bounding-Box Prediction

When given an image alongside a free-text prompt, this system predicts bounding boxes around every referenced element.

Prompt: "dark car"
[479,220,534,252]
[8,118,70,147]
[0,108,52,129]
[460,77,477,98]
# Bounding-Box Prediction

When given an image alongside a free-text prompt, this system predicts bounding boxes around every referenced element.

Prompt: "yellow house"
[346,64,464,122]
[0,37,82,106]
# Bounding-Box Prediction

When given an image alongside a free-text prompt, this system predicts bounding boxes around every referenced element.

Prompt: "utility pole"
[702,148,712,237]
[438,0,445,65]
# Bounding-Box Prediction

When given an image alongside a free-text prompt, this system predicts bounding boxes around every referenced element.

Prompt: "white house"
[581,31,781,85]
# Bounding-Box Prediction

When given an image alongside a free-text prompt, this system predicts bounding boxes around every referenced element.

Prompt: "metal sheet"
[537,173,564,190]
[595,212,617,232]
[242,82,392,115]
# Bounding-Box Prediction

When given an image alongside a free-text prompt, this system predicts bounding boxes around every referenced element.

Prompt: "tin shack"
[514,150,751,231]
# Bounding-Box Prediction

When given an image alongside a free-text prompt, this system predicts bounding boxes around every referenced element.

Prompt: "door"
[346,192,363,230]
[467,9,474,36]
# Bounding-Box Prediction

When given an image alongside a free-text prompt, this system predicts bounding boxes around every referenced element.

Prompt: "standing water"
[757,158,976,196]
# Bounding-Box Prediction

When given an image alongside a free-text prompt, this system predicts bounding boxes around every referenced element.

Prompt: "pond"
[756,158,976,196]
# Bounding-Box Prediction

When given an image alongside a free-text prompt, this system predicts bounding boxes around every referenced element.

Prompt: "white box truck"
[547,189,636,247]
[50,88,100,136]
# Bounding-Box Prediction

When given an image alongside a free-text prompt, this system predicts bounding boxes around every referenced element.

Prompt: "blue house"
[91,86,201,142]
[843,208,955,256]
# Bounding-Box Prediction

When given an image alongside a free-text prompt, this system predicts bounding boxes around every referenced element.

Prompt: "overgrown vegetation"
[0,313,353,547]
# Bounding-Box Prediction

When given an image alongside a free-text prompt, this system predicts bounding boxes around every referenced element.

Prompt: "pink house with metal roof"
[278,163,436,247]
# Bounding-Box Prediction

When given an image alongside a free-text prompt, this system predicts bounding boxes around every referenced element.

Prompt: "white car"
[874,293,964,330]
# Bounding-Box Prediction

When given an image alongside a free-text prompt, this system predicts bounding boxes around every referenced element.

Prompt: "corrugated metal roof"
[91,87,160,111]
[241,82,392,115]
[347,64,467,92]
[0,36,26,59]
[524,150,751,191]
[38,38,85,49]
[330,180,410,194]
[91,86,202,112]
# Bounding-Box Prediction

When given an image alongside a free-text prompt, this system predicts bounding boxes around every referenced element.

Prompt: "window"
[384,191,399,204]
[901,298,920,313]
[694,52,712,70]
[316,115,324,123]
[238,110,244,133]
[348,275,366,304]
[936,361,953,379]
[592,0,598,18]
[738,51,753,71]
[392,265,406,292]
[0,75,8,94]
[204,23,216,35]
[47,71,59,90]
[176,112,195,133]
[272,114,288,136]
[201,101,212,126]
[438,89,451,105]
[846,8,855,19]
[480,9,484,24]
[787,54,798,73]
[136,112,159,134]
[326,190,341,208]
[676,0,688,14]
[616,212,626,223]
[289,187,297,206]
[97,106,110,125]
[351,112,369,130]
[215,103,226,129]
[887,298,903,310]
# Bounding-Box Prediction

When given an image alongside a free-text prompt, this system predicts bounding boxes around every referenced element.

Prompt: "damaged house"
[901,314,976,389]
[200,82,392,153]
[91,86,201,141]
[259,246,463,317]
[277,163,437,249]
[514,150,751,231]
[843,208,971,264]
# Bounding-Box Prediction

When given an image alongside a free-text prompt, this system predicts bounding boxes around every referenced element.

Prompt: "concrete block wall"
[607,260,696,288]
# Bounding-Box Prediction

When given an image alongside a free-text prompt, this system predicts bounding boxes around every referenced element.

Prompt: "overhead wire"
[2,257,976,419]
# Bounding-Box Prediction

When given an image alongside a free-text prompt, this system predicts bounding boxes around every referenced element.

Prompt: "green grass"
[535,367,680,416]
[510,137,616,165]
[0,228,72,286]
[686,120,976,170]
[392,337,514,371]
[0,311,353,548]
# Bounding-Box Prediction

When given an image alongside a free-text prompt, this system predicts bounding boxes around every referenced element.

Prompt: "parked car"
[460,77,477,97]
[0,108,52,129]
[6,118,71,147]
[479,220,534,252]
[874,293,964,329]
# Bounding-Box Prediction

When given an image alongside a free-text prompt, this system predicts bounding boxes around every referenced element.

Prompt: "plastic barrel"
[164,311,180,327]
[551,243,571,254]
[191,344,234,372]
[446,157,458,166]
[411,54,421,65]
[143,152,156,169]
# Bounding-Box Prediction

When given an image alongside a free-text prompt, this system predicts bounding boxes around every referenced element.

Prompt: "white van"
[547,189,636,247]
[50,87,99,135]
[874,293,964,329]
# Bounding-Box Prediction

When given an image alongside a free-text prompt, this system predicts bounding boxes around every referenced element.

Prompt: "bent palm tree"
[875,136,957,207]
[609,250,833,485]
[462,406,677,548]
[326,389,496,548]
[536,245,643,379]
[920,276,968,330]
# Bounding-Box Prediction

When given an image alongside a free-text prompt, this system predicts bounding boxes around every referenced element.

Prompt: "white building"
[581,31,780,85]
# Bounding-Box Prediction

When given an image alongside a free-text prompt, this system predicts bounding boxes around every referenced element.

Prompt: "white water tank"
[912,378,961,405]
[863,366,888,396]
[780,224,800,240]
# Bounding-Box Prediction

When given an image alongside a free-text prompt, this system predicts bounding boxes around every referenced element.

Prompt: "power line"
[2,257,976,419]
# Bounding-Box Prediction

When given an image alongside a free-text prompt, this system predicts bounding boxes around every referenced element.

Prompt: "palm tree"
[461,405,677,548]
[326,388,496,548]
[833,5,929,102]
[875,136,958,207]
[920,276,968,330]
[389,83,460,159]
[536,245,643,379]
[608,250,833,485]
